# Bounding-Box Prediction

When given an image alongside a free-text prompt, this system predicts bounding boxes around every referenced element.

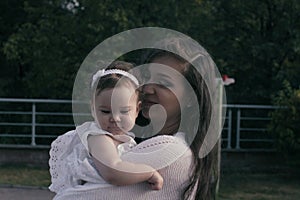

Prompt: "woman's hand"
[147,171,163,190]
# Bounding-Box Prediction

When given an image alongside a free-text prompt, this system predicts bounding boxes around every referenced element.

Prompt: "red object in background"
[222,75,235,86]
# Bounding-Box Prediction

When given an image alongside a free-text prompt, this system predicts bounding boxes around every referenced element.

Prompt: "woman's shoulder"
[121,132,190,170]
[134,132,188,150]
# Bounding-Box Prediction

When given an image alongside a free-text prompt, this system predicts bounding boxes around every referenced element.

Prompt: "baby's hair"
[91,61,140,100]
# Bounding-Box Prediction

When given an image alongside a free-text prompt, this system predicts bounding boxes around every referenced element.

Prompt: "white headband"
[91,69,139,87]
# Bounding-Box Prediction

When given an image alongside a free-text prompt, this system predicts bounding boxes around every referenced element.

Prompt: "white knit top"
[49,122,194,200]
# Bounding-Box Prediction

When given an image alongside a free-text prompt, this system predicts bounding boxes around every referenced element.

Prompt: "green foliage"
[193,0,300,104]
[0,0,300,103]
[269,81,300,154]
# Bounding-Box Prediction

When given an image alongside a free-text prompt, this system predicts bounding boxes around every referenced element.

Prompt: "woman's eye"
[158,80,173,88]
[143,72,150,80]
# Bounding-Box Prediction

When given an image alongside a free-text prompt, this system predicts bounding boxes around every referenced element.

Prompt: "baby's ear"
[90,101,96,119]
[136,101,142,113]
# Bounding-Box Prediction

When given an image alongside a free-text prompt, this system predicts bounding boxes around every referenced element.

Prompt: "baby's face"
[93,86,140,135]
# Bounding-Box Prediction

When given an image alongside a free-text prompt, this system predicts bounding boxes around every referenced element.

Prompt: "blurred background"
[0,0,299,199]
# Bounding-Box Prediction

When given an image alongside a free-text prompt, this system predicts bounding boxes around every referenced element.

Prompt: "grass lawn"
[0,165,51,187]
[0,164,299,199]
[219,170,300,200]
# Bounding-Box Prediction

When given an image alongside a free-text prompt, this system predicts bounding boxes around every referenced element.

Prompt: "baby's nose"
[110,114,121,122]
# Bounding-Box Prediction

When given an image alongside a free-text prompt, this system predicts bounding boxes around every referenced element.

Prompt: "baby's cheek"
[98,116,108,128]
[124,117,135,129]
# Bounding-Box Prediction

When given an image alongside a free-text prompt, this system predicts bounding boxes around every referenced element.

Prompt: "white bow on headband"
[91,69,139,87]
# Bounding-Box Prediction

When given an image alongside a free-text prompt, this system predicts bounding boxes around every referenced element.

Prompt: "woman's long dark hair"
[182,63,218,200]
[141,38,219,200]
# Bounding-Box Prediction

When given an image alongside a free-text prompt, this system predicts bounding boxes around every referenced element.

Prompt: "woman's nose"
[142,84,156,94]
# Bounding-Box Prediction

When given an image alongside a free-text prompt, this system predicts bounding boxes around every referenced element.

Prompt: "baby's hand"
[147,171,163,190]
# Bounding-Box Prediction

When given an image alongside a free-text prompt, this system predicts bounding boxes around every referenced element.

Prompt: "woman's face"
[142,56,188,134]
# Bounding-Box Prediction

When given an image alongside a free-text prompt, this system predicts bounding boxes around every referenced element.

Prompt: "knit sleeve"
[121,134,189,170]
[53,149,193,200]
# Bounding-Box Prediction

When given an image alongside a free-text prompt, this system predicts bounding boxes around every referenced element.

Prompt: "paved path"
[0,186,55,200]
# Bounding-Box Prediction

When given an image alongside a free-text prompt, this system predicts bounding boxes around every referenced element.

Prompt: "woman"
[55,37,220,200]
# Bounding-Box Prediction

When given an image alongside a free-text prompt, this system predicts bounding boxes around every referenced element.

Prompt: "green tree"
[2,0,300,104]
[190,0,300,104]
[269,81,300,154]
[0,0,28,97]
[1,0,204,98]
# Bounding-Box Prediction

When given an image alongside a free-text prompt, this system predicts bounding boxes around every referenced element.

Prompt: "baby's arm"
[88,135,163,190]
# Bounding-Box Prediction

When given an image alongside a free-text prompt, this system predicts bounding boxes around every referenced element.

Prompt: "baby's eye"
[100,110,111,114]
[120,110,130,114]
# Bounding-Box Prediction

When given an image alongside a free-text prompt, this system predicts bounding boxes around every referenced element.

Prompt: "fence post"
[236,109,241,149]
[227,109,232,149]
[214,78,224,197]
[31,103,36,146]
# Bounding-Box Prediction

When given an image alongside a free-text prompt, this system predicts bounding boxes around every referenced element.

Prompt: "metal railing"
[222,104,276,151]
[0,98,276,151]
[0,98,83,148]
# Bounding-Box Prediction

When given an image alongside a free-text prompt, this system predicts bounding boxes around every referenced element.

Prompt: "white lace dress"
[49,121,137,194]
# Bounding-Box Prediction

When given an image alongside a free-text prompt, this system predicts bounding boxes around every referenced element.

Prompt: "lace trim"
[49,131,77,193]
